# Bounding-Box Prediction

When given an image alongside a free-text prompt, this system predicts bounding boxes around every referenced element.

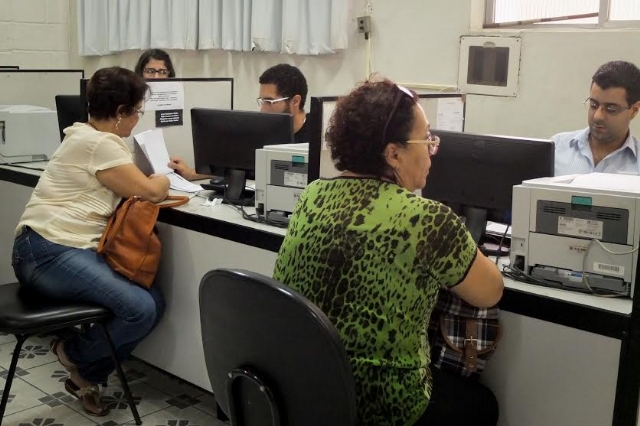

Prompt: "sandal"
[65,378,110,417]
[50,338,76,371]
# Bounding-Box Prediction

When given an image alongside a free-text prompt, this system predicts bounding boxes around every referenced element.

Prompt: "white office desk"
[0,165,638,426]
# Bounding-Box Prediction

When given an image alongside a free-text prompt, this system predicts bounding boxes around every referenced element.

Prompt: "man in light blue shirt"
[553,61,640,176]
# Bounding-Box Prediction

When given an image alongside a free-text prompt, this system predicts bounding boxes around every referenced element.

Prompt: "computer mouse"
[210,176,225,185]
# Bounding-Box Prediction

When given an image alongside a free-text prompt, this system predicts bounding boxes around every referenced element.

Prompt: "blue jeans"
[12,226,165,383]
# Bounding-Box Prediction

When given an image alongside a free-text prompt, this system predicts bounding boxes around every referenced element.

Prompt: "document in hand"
[133,129,202,193]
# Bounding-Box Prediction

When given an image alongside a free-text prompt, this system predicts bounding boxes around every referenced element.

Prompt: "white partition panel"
[0,70,84,109]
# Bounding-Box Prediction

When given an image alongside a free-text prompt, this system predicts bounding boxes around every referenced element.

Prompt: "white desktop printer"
[255,143,309,224]
[510,173,640,297]
[0,105,60,163]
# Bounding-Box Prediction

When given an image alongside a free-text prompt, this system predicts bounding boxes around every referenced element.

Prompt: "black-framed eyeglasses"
[584,97,632,116]
[381,85,414,144]
[143,68,170,76]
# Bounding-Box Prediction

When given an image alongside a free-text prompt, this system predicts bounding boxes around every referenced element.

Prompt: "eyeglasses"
[407,134,440,156]
[134,108,145,117]
[256,97,290,107]
[584,97,632,116]
[143,68,170,76]
[381,85,414,144]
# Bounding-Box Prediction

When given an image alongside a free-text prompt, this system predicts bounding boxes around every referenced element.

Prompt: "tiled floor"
[0,332,226,426]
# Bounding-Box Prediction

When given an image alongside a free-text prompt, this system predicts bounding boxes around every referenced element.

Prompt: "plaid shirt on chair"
[428,290,501,377]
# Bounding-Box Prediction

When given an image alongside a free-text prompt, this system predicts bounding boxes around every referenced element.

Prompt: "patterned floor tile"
[0,330,16,346]
[106,360,150,388]
[0,375,48,416]
[191,392,217,418]
[139,368,204,398]
[20,361,73,395]
[67,381,171,426]
[121,405,225,426]
[0,336,57,371]
[0,336,222,426]
[2,403,99,426]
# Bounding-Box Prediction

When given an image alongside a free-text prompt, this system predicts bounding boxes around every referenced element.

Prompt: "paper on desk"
[570,172,640,193]
[486,221,511,237]
[133,129,202,193]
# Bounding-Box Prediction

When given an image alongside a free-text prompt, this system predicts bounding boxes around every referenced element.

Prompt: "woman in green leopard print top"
[273,79,504,426]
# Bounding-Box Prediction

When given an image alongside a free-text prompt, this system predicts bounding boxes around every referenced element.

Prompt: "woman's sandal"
[50,338,76,371]
[65,378,110,417]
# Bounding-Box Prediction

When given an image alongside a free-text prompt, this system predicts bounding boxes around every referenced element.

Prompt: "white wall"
[1,0,639,138]
[465,29,640,139]
[0,0,71,68]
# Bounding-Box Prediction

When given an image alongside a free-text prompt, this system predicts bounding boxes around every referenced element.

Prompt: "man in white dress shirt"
[553,61,640,176]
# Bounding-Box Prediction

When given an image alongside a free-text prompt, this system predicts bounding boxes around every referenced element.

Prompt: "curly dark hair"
[135,49,176,78]
[87,67,148,120]
[259,64,308,110]
[592,61,640,105]
[326,79,418,177]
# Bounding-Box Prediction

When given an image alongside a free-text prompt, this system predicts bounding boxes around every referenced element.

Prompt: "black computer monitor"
[422,130,554,243]
[191,108,294,203]
[55,95,84,141]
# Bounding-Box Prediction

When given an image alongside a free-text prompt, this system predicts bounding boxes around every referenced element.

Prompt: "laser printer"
[0,105,60,163]
[255,143,309,225]
[510,173,640,297]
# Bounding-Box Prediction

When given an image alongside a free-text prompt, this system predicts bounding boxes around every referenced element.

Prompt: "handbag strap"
[157,195,190,208]
[438,315,503,356]
[98,197,139,252]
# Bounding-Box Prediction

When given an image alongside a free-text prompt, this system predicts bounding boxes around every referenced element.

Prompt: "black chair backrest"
[54,94,84,141]
[199,269,357,426]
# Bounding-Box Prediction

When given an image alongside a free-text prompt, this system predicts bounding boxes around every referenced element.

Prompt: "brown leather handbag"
[97,195,189,289]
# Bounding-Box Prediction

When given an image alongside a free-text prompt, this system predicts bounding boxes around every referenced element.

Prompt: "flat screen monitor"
[55,95,84,141]
[191,108,294,203]
[422,130,554,243]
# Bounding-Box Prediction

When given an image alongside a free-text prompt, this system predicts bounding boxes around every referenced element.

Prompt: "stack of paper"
[133,129,202,193]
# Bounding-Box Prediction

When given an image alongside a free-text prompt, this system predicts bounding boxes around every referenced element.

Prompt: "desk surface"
[0,163,633,337]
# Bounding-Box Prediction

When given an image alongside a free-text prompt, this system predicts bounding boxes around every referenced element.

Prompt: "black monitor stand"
[201,166,255,206]
[224,169,255,205]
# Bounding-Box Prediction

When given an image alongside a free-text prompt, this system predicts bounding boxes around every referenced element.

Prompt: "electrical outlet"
[357,16,371,34]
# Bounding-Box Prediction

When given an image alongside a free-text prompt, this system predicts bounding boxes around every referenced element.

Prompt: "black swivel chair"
[199,269,357,426]
[0,282,141,425]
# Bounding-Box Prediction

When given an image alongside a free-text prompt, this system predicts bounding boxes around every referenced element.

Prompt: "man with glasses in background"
[169,63,309,180]
[257,63,309,144]
[553,60,640,176]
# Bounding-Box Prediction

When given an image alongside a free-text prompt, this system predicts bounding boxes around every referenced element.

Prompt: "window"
[485,0,640,28]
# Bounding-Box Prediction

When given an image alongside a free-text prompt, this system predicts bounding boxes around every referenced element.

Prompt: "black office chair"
[0,282,141,425]
[199,269,357,426]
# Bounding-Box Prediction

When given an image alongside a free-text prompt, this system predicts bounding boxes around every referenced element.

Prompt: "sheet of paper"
[167,172,203,193]
[133,128,203,193]
[133,129,173,175]
[145,81,185,111]
[486,221,511,237]
[570,172,640,194]
[436,97,464,131]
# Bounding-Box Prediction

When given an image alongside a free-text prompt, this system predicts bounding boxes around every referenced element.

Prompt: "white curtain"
[198,0,253,51]
[78,0,347,56]
[198,0,348,54]
[78,0,198,56]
